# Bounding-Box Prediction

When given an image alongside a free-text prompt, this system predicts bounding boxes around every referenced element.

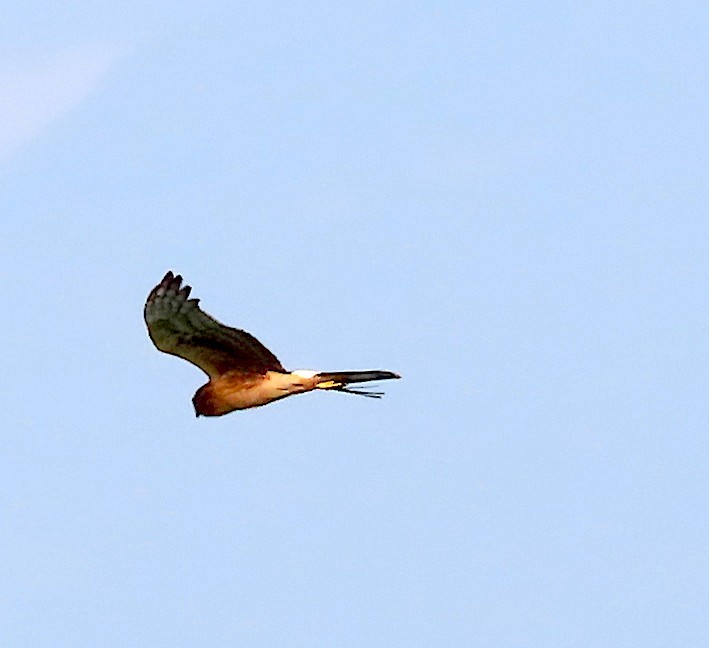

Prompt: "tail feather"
[336,386,386,399]
[314,370,400,398]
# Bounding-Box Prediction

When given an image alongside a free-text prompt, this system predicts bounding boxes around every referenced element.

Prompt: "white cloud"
[0,47,123,159]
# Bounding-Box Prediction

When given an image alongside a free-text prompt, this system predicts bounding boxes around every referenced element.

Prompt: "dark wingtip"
[159,271,189,294]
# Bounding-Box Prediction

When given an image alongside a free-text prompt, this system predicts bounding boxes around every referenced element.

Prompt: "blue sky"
[1,2,708,646]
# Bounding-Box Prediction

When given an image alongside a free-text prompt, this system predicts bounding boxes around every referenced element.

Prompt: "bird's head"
[192,384,214,417]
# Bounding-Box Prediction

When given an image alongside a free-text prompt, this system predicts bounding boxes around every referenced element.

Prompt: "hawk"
[144,272,400,416]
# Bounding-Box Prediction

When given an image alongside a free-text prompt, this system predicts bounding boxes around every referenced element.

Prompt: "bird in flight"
[144,272,400,416]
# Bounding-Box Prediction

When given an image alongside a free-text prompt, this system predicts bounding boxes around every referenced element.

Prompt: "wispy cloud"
[0,47,123,159]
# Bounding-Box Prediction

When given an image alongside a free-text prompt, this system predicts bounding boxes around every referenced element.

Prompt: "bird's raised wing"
[144,272,285,378]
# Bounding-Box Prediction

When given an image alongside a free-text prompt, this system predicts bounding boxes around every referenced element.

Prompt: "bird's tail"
[314,370,401,399]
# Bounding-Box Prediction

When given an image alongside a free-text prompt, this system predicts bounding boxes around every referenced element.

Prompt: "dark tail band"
[316,370,400,384]
[315,370,401,398]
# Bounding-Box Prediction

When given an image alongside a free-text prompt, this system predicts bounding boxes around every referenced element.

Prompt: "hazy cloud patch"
[0,47,123,159]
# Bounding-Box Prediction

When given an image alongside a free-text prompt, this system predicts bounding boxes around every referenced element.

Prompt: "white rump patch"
[292,369,318,379]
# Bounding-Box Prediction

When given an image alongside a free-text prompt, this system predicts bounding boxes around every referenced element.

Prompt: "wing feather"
[144,271,285,378]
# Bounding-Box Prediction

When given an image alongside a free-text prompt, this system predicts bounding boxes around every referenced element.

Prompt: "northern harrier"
[144,272,400,416]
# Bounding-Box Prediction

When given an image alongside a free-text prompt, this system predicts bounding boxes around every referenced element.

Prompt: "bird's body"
[191,370,318,415]
[144,272,400,416]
